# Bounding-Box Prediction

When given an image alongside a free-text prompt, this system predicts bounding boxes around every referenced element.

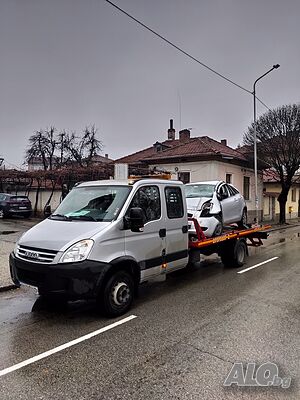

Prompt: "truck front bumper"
[9,252,109,299]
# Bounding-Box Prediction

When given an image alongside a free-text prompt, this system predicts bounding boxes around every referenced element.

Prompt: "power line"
[105,0,271,110]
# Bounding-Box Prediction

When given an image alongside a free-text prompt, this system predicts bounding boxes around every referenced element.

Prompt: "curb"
[0,284,20,293]
[268,223,300,232]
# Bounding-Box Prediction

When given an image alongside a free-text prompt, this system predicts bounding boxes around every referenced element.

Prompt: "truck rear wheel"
[220,239,247,268]
[99,271,134,317]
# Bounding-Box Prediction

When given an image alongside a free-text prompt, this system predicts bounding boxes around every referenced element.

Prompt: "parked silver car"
[185,181,247,237]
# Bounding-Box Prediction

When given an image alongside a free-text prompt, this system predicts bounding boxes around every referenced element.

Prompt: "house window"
[291,188,296,202]
[225,173,232,184]
[177,172,190,184]
[243,177,250,200]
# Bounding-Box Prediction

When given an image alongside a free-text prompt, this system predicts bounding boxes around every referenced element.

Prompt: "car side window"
[226,185,234,197]
[165,186,184,219]
[219,185,229,199]
[227,185,239,196]
[128,186,161,223]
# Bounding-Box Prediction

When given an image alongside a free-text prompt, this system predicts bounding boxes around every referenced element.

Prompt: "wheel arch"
[98,256,140,295]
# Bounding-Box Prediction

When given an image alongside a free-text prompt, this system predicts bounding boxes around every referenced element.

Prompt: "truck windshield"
[51,186,131,222]
[185,184,216,198]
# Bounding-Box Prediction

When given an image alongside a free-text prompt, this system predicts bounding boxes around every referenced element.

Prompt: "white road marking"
[237,257,279,274]
[0,314,137,377]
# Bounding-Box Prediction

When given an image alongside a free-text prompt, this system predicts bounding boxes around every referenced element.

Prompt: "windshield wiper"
[50,214,73,221]
[70,215,98,221]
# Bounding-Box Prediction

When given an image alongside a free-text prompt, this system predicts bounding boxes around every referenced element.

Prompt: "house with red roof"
[115,120,263,222]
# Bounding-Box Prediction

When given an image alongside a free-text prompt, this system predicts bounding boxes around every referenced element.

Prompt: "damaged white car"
[185,181,247,237]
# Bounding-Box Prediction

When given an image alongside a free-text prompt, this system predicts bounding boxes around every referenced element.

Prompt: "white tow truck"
[10,178,270,317]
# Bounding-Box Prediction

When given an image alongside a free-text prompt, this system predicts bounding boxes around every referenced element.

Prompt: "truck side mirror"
[124,207,145,232]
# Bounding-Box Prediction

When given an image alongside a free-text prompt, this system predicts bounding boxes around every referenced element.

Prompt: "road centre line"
[0,314,137,377]
[237,257,279,274]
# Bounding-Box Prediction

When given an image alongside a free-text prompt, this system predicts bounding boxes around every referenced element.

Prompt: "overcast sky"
[1,0,299,168]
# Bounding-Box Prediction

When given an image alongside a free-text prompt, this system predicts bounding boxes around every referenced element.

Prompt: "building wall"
[263,183,300,221]
[18,189,62,214]
[150,160,263,221]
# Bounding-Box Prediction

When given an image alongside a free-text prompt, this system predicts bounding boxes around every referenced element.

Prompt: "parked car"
[185,180,247,237]
[0,193,32,218]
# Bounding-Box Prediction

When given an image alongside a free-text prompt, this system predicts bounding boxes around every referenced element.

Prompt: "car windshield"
[185,184,216,198]
[51,186,131,222]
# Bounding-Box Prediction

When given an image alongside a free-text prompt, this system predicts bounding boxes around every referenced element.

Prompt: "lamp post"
[253,64,280,223]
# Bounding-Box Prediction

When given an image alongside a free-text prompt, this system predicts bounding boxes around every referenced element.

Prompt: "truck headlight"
[59,239,94,263]
[13,242,19,256]
[14,233,25,255]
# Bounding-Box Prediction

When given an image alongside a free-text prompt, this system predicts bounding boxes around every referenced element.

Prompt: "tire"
[220,239,247,268]
[99,271,134,317]
[238,208,247,228]
[0,209,8,219]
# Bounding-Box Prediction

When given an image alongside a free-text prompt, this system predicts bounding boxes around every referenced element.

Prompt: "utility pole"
[253,64,280,223]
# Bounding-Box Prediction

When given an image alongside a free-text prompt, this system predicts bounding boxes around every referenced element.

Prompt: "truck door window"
[165,187,184,219]
[128,186,161,223]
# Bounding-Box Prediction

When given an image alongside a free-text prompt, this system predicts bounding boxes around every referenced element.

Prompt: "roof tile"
[115,136,247,163]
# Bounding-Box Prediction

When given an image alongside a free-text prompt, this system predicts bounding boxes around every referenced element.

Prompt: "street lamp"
[253,64,280,223]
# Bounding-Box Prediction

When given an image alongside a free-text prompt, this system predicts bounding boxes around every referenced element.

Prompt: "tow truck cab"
[10,179,189,316]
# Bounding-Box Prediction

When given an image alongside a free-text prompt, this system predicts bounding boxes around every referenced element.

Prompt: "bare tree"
[26,125,103,171]
[244,104,300,224]
[26,127,58,170]
[64,125,102,167]
[26,130,48,170]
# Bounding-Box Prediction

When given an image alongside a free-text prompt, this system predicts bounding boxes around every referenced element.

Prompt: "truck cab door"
[164,186,189,272]
[124,185,166,281]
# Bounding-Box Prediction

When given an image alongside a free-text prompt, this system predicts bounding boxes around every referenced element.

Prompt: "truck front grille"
[16,245,58,264]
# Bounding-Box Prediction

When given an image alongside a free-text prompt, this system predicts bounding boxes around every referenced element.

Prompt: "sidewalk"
[1,218,300,292]
[267,218,300,231]
[0,240,16,291]
[0,218,39,291]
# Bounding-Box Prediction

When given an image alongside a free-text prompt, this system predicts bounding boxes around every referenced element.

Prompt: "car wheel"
[213,216,223,236]
[238,208,247,228]
[0,209,8,219]
[99,270,134,317]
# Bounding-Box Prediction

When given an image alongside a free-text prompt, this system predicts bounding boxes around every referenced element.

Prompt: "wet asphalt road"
[0,236,299,399]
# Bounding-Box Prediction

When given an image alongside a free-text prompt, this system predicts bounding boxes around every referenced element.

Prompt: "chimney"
[167,119,175,140]
[179,129,191,142]
[105,154,108,158]
[221,139,227,146]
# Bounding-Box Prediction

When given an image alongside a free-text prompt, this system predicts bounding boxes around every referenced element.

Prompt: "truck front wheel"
[100,271,134,317]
